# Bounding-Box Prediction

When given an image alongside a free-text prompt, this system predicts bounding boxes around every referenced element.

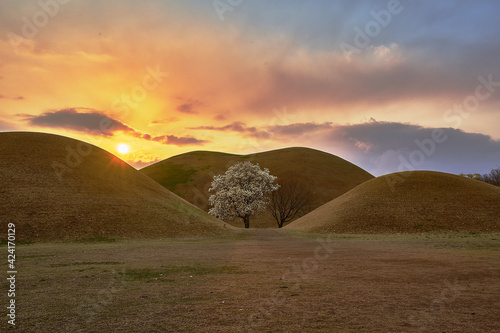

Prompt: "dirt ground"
[5,230,500,332]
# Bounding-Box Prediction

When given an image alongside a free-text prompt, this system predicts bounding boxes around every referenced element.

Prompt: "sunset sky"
[1,0,499,176]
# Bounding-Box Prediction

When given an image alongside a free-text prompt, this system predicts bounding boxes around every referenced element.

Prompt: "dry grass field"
[140,148,374,228]
[2,132,499,332]
[5,230,499,332]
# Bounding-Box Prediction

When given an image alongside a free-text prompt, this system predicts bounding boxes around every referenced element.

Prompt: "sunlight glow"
[117,143,130,155]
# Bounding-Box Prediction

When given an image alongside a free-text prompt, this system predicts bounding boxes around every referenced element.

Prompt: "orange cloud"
[22,108,207,146]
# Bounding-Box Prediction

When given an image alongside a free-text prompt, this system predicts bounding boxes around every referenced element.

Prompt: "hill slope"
[0,132,232,242]
[140,147,374,228]
[286,171,500,233]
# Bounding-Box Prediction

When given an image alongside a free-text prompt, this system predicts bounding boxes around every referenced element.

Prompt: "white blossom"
[208,161,279,228]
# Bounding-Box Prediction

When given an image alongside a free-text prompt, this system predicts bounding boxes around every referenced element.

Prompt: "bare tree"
[269,181,313,228]
[481,168,500,187]
[460,168,500,187]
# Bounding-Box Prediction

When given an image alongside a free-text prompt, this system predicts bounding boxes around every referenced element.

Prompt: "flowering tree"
[208,161,279,228]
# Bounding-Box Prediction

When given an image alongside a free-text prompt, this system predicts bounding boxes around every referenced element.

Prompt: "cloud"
[124,151,161,169]
[177,104,196,114]
[188,121,274,140]
[176,100,201,114]
[128,159,160,169]
[323,121,500,176]
[21,108,208,146]
[151,135,207,146]
[0,95,23,100]
[273,121,500,176]
[2,1,499,143]
[214,114,226,121]
[22,108,133,136]
[190,121,333,140]
[245,44,489,113]
[2,0,500,168]
[200,119,500,176]
[150,117,179,125]
[268,122,333,136]
[188,121,255,133]
[190,121,345,142]
[0,119,18,132]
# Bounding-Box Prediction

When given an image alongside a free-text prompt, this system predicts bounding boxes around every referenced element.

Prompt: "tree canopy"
[208,161,279,228]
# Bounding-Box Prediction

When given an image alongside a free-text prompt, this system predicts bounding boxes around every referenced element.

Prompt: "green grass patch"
[0,239,34,245]
[74,236,117,243]
[281,229,359,240]
[118,264,246,281]
[150,162,197,192]
[282,230,500,251]
[189,151,242,158]
[20,254,55,259]
[50,261,122,267]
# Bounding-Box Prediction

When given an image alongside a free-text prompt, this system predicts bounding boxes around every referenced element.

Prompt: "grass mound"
[0,132,232,242]
[286,171,500,233]
[140,147,374,228]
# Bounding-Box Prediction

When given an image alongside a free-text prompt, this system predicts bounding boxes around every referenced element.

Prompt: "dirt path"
[13,230,500,332]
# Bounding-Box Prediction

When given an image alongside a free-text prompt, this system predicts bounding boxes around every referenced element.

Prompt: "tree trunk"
[243,215,250,229]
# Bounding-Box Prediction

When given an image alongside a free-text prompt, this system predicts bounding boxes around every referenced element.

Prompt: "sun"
[116,143,130,155]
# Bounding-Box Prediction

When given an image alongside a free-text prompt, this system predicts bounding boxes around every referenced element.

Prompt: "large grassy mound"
[0,132,232,242]
[140,147,374,228]
[286,171,500,233]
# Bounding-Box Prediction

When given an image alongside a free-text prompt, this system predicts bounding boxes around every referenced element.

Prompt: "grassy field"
[4,230,500,332]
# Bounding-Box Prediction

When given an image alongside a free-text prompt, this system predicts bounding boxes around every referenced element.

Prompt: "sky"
[1,0,499,176]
